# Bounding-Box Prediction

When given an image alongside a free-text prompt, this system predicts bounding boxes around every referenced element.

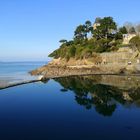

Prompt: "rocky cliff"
[30,47,140,79]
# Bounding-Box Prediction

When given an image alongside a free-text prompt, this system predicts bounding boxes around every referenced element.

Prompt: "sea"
[0,62,140,140]
[0,61,46,87]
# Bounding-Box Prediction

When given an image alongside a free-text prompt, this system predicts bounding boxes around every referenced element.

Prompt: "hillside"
[30,17,140,79]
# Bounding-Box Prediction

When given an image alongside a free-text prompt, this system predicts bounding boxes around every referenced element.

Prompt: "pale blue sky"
[0,0,140,61]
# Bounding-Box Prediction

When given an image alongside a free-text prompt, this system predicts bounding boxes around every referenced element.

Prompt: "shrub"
[129,36,140,51]
[75,46,84,59]
[69,45,76,57]
[81,47,93,59]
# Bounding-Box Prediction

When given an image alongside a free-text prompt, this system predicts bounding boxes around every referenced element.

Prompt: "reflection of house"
[123,33,136,44]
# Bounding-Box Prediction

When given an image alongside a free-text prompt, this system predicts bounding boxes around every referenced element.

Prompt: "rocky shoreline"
[30,64,140,81]
[30,47,140,79]
[30,65,101,79]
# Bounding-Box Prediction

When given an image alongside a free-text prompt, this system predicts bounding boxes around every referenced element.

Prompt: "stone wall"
[100,50,132,65]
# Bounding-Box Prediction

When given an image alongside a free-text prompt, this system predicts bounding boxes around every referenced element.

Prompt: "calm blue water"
[0,61,46,75]
[0,62,46,86]
[0,63,140,140]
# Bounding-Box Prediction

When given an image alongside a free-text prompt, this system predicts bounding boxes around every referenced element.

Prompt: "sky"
[0,0,140,61]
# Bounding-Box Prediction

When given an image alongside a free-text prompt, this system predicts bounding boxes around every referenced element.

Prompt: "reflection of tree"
[74,84,122,116]
[128,87,140,107]
[54,76,140,117]
[95,104,116,116]
[75,96,93,110]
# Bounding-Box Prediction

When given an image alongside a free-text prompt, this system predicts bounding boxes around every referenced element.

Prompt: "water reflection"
[52,75,140,116]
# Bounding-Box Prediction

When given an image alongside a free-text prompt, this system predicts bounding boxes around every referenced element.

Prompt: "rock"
[30,47,140,78]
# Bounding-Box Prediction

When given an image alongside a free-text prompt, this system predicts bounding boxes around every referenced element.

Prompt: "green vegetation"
[49,17,136,60]
[119,26,128,34]
[93,17,117,40]
[130,36,140,51]
[129,27,136,34]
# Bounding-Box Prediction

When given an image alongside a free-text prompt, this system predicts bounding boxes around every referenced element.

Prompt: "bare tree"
[124,22,133,33]
[135,24,140,33]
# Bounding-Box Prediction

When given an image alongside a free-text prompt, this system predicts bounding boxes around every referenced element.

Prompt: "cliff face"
[30,47,140,79]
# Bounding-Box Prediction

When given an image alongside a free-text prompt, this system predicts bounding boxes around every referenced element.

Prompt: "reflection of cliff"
[54,75,140,116]
[100,75,140,90]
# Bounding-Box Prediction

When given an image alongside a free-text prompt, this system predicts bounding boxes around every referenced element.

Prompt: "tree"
[95,17,102,23]
[85,20,92,30]
[85,20,93,37]
[124,22,133,32]
[119,26,128,34]
[115,32,123,40]
[135,24,140,33]
[94,17,117,40]
[129,27,136,34]
[66,40,74,46]
[74,25,86,41]
[74,21,93,41]
[48,16,127,59]
[59,39,67,44]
